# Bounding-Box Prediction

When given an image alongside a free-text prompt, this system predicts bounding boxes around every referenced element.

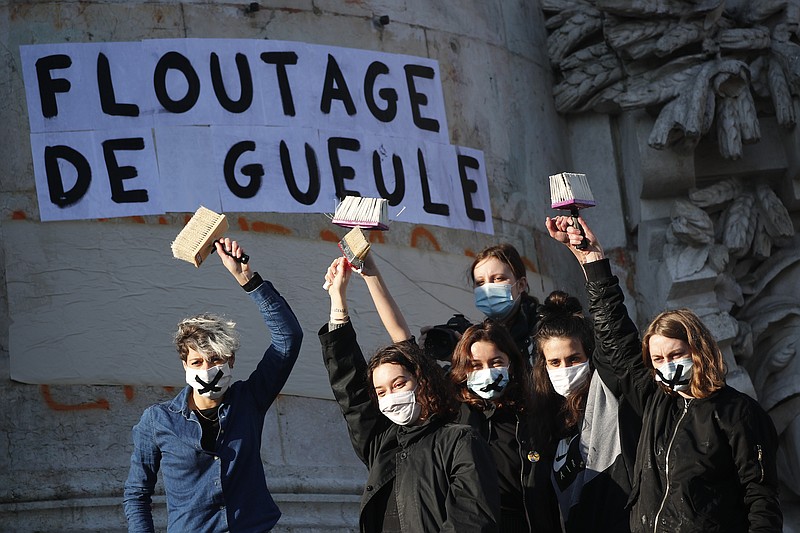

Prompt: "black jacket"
[459,403,562,533]
[585,259,782,533]
[320,321,500,532]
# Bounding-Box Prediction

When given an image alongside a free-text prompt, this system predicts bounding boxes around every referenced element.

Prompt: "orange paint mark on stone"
[237,216,249,231]
[410,227,441,251]
[124,385,135,401]
[320,229,339,243]
[368,230,385,244]
[464,249,476,258]
[130,216,146,224]
[251,221,292,235]
[40,385,110,411]
[158,216,169,225]
[522,257,538,273]
[11,211,26,220]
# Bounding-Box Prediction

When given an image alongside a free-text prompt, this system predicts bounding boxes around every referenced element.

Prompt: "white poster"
[21,39,493,234]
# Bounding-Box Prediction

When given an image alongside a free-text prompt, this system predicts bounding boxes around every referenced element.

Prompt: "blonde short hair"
[174,313,239,363]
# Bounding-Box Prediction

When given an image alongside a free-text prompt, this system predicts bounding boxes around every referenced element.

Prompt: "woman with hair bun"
[531,290,637,533]
[546,214,782,533]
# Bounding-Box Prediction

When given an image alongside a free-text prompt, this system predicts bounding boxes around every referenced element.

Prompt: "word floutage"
[21,39,493,234]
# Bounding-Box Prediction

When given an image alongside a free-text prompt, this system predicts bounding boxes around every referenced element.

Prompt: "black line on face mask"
[480,373,506,393]
[195,369,224,394]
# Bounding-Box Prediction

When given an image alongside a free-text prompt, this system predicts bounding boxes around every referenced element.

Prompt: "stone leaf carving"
[721,193,757,258]
[542,0,800,158]
[664,242,709,280]
[755,183,794,242]
[688,177,741,209]
[669,198,715,245]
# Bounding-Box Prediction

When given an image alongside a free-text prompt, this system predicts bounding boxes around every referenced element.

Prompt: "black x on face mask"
[655,359,693,392]
[186,363,233,399]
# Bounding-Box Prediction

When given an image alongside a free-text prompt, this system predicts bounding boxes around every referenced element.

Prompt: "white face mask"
[185,363,233,400]
[467,367,510,399]
[655,358,693,392]
[378,389,421,426]
[547,361,590,397]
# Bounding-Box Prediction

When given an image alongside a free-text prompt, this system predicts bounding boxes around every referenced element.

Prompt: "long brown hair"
[642,308,726,398]
[366,340,459,422]
[450,319,532,411]
[532,291,594,443]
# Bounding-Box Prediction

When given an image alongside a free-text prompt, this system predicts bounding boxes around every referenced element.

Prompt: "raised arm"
[545,216,654,415]
[215,238,303,411]
[320,257,390,465]
[359,252,413,343]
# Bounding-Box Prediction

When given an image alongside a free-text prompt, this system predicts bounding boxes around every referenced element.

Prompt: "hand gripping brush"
[171,206,249,267]
[549,172,596,250]
[323,196,388,290]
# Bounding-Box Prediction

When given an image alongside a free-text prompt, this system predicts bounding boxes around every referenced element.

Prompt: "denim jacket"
[123,276,302,532]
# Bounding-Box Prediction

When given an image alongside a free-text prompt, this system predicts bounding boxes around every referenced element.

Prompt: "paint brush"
[549,172,596,250]
[323,196,390,289]
[171,206,249,267]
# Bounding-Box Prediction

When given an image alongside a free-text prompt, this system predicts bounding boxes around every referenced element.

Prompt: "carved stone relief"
[542,0,800,160]
[542,0,800,512]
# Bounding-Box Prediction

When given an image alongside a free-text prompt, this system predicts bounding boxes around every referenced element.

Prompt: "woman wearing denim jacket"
[123,238,303,532]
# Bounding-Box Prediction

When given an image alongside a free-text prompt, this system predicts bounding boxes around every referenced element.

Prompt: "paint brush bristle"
[549,172,596,210]
[171,206,248,268]
[332,196,389,230]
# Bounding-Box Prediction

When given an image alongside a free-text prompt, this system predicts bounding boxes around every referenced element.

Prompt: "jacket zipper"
[515,417,532,531]
[756,444,765,483]
[653,397,691,533]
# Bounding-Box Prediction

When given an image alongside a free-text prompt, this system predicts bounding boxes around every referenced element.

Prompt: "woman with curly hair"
[448,319,561,532]
[319,255,500,532]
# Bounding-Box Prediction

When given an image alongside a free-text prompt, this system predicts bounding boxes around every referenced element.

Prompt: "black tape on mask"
[480,373,507,394]
[195,368,225,395]
[656,363,689,391]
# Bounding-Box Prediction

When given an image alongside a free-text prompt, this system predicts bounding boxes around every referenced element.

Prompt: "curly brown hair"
[366,340,459,422]
[642,308,726,398]
[449,319,531,412]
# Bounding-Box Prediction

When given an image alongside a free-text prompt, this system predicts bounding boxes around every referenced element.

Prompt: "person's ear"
[518,276,528,294]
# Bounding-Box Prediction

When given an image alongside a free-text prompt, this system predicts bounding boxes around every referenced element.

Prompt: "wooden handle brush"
[171,206,249,267]
[549,172,596,250]
[322,226,371,290]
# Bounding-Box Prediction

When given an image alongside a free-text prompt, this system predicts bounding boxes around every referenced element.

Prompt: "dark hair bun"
[538,290,583,321]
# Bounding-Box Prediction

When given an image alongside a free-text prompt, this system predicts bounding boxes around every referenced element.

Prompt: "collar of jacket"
[396,417,445,448]
[508,294,538,354]
[167,385,231,420]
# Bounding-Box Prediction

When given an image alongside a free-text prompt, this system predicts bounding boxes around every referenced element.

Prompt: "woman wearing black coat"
[546,215,782,533]
[319,256,500,532]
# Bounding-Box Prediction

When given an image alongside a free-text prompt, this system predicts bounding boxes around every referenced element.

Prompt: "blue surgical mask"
[467,367,510,399]
[474,283,516,319]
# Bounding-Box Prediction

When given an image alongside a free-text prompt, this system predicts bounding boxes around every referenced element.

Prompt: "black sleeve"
[585,259,655,417]
[319,321,390,466]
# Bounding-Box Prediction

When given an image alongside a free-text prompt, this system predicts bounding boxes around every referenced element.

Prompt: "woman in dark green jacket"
[319,256,500,532]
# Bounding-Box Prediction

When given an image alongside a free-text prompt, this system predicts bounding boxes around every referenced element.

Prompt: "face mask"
[654,358,693,392]
[185,363,233,400]
[547,361,590,397]
[474,283,517,319]
[467,367,510,399]
[378,389,421,426]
